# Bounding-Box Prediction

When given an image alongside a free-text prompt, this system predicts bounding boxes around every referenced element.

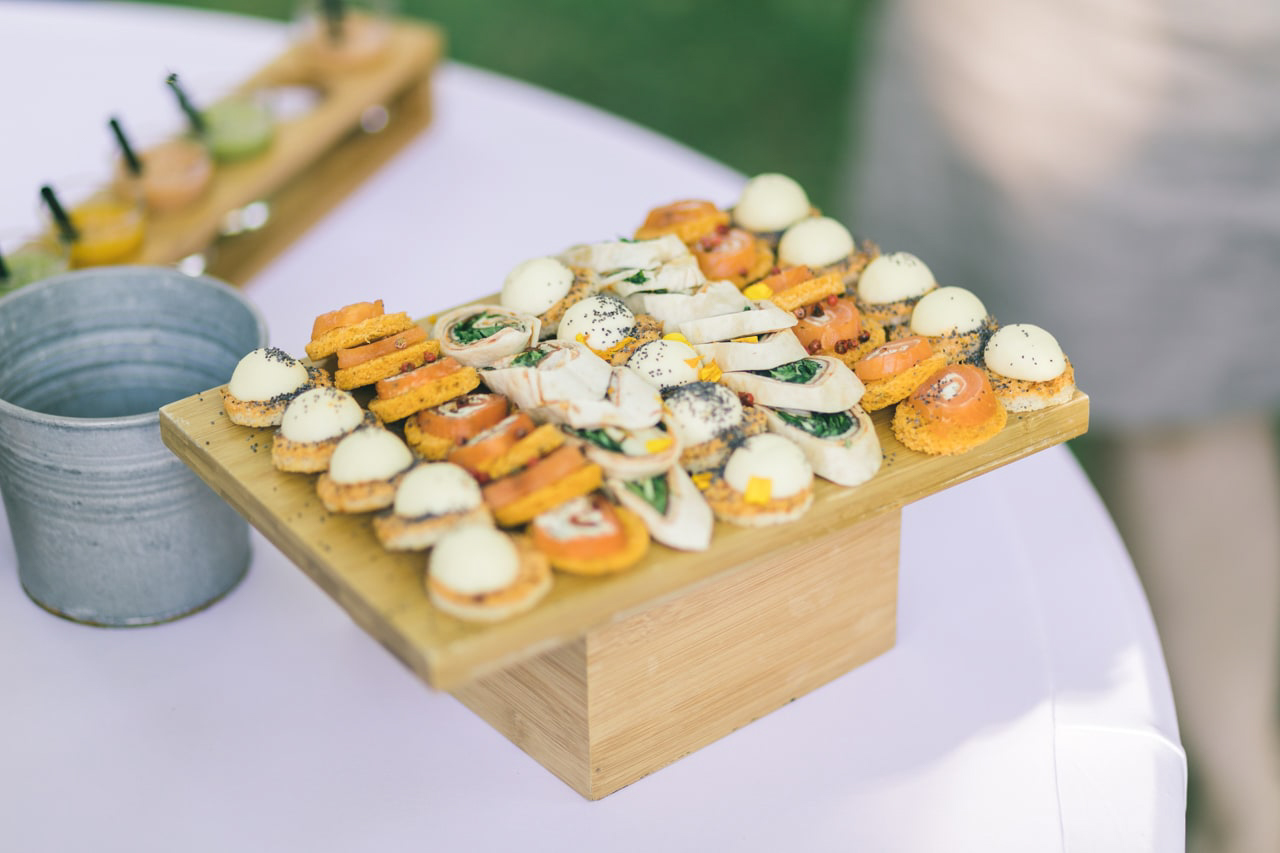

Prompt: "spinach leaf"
[510,348,548,368]
[451,311,514,345]
[569,427,625,453]
[624,475,670,515]
[754,358,822,384]
[775,409,854,438]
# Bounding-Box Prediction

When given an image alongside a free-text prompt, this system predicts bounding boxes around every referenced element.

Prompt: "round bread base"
[891,399,1008,456]
[484,423,566,479]
[703,478,815,526]
[537,270,596,339]
[920,317,997,366]
[858,353,949,412]
[987,359,1077,412]
[333,338,440,390]
[304,312,415,361]
[542,506,651,576]
[373,503,492,551]
[271,432,344,473]
[316,470,406,514]
[426,537,552,623]
[222,367,333,428]
[402,418,455,460]
[367,366,481,422]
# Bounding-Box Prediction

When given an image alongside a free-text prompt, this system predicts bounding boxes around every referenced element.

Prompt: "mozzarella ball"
[910,286,988,335]
[627,339,701,389]
[857,252,936,304]
[394,462,483,517]
[501,257,575,317]
[327,427,413,484]
[556,293,635,351]
[279,387,363,443]
[227,347,309,402]
[429,525,519,595]
[733,173,811,233]
[662,381,743,446]
[724,433,812,498]
[777,217,855,268]
[984,324,1067,381]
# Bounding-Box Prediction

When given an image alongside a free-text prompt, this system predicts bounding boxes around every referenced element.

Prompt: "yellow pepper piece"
[744,476,773,505]
[698,361,723,383]
[663,332,691,345]
[730,335,759,344]
[691,471,713,491]
[645,436,673,453]
[742,283,773,301]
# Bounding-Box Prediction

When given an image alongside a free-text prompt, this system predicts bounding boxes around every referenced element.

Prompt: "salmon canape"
[448,412,565,481]
[634,198,729,244]
[983,324,1076,412]
[703,433,815,526]
[691,225,775,288]
[366,356,480,423]
[403,392,509,460]
[852,336,948,412]
[776,216,877,291]
[661,381,769,473]
[530,493,650,575]
[372,462,493,551]
[315,426,414,513]
[332,324,440,390]
[222,346,331,427]
[271,386,371,473]
[906,286,997,365]
[730,173,816,248]
[481,443,603,528]
[743,265,885,367]
[425,525,552,623]
[891,364,1008,455]
[854,252,939,334]
[305,299,414,361]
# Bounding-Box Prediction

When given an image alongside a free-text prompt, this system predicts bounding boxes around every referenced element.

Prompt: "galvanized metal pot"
[0,266,268,625]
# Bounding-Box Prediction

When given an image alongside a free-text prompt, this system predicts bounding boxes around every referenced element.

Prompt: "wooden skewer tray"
[161,351,1087,798]
[130,18,444,285]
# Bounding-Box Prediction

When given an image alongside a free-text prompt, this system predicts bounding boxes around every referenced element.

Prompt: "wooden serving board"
[131,19,444,285]
[159,375,1088,692]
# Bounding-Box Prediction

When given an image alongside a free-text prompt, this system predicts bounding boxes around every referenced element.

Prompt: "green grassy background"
[131,0,879,211]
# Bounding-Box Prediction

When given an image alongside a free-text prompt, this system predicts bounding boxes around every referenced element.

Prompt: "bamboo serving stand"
[160,366,1088,799]
[125,18,443,285]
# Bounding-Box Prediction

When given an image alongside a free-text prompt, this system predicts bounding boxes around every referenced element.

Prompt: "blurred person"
[839,2,1280,851]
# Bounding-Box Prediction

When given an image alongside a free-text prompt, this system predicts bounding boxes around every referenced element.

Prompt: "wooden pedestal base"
[453,510,900,799]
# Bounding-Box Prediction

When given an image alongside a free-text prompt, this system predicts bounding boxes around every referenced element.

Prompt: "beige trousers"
[1085,416,1280,853]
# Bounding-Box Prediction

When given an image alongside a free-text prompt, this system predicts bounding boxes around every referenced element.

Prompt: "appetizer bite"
[704,433,815,526]
[222,346,331,427]
[604,466,714,552]
[730,173,815,247]
[760,405,881,488]
[692,331,809,374]
[662,381,768,472]
[480,443,604,527]
[719,356,865,413]
[367,356,481,423]
[425,525,552,623]
[403,392,510,460]
[562,421,681,479]
[906,286,996,365]
[333,323,439,390]
[433,305,542,367]
[625,338,705,390]
[305,299,413,361]
[271,386,370,473]
[480,340,613,412]
[530,494,650,575]
[891,364,1007,455]
[449,412,565,481]
[744,265,885,366]
[854,252,938,334]
[676,298,797,345]
[691,224,775,288]
[500,256,594,339]
[983,324,1076,412]
[776,216,875,290]
[556,293,661,365]
[852,336,948,412]
[373,462,493,551]
[315,426,414,513]
[634,199,729,243]
[642,279,751,335]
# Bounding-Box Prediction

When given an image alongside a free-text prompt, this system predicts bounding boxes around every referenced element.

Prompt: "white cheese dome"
[733,173,811,233]
[429,525,519,595]
[279,387,363,443]
[662,381,743,446]
[394,462,483,518]
[723,433,812,499]
[556,293,635,351]
[910,286,988,336]
[327,427,413,485]
[627,339,701,389]
[227,347,309,402]
[501,256,575,317]
[984,324,1067,382]
[777,216,855,268]
[857,252,937,305]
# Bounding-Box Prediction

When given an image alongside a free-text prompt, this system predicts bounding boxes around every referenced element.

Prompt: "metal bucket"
[0,266,268,625]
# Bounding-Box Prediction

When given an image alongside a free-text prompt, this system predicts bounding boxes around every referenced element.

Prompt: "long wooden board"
[159,375,1088,690]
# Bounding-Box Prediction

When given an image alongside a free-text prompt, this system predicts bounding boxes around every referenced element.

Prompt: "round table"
[0,4,1186,851]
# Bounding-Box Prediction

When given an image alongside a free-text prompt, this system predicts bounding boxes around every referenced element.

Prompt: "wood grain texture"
[159,381,1088,690]
[132,20,444,282]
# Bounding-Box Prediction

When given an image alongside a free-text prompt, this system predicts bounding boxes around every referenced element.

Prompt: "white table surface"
[0,4,1187,852]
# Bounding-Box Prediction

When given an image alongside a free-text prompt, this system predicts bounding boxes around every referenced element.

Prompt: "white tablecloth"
[0,4,1186,852]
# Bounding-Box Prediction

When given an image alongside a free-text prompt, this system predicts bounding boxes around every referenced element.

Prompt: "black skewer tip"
[40,185,81,244]
[109,116,144,177]
[321,0,346,42]
[165,72,206,136]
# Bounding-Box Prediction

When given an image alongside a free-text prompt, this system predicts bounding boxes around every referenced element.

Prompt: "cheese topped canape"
[731,173,813,240]
[222,346,330,427]
[983,324,1076,412]
[271,386,369,472]
[372,462,493,551]
[704,433,815,526]
[855,252,938,333]
[777,216,875,289]
[315,426,414,513]
[907,286,996,365]
[662,381,768,472]
[425,525,552,623]
[556,293,661,365]
[626,338,703,390]
[500,256,594,339]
